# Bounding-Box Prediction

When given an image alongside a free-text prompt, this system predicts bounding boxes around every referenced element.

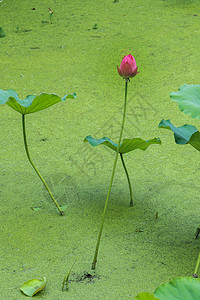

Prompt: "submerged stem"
[92,79,129,269]
[120,153,133,206]
[22,114,63,215]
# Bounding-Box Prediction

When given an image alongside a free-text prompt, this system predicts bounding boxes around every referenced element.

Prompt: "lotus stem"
[22,114,63,215]
[120,153,133,206]
[92,79,129,269]
[193,250,200,277]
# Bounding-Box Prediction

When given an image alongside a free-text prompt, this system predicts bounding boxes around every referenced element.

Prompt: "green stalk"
[22,114,63,215]
[50,13,53,24]
[120,153,133,207]
[62,261,76,291]
[193,250,200,277]
[92,79,129,269]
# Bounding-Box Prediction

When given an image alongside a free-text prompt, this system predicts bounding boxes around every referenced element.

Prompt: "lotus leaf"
[158,119,200,151]
[170,84,200,119]
[136,277,200,300]
[84,135,161,154]
[0,88,76,114]
[154,277,200,300]
[20,277,46,297]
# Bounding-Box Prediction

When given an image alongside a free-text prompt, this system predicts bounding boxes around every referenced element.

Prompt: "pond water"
[0,0,200,299]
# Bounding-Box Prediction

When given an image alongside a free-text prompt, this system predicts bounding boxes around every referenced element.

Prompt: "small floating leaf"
[57,205,67,212]
[135,292,160,300]
[20,277,46,297]
[31,206,43,211]
[170,84,200,119]
[0,89,76,114]
[84,135,161,154]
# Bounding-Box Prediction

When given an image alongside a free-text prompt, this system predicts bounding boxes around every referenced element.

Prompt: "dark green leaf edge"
[84,135,161,154]
[0,89,77,114]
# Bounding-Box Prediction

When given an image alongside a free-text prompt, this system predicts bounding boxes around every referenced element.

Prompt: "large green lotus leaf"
[84,135,161,154]
[0,89,76,114]
[20,277,46,296]
[158,119,198,144]
[170,84,200,119]
[154,277,200,300]
[135,292,160,300]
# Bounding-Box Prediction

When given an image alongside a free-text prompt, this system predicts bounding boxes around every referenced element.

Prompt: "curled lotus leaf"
[158,119,197,144]
[158,119,200,151]
[0,89,76,114]
[170,84,200,119]
[84,135,118,152]
[20,277,46,297]
[84,135,161,154]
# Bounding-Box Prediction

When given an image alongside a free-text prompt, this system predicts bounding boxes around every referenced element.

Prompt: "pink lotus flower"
[117,54,139,79]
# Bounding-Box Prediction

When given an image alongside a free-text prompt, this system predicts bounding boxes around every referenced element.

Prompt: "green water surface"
[0,0,200,299]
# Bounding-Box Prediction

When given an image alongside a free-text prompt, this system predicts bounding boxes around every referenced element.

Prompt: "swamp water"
[0,0,200,299]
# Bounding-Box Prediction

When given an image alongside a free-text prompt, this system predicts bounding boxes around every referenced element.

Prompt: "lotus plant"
[85,54,161,269]
[159,83,200,278]
[0,89,76,215]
